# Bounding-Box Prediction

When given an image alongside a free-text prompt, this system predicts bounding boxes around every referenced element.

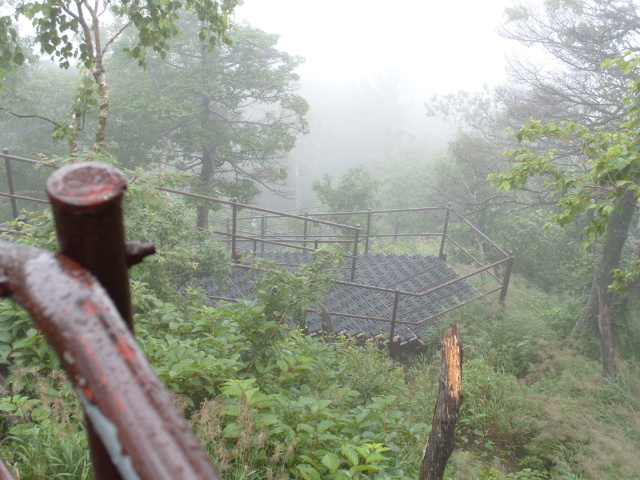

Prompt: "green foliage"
[107,22,308,203]
[4,150,640,479]
[312,166,379,220]
[0,15,23,85]
[253,246,344,329]
[11,0,237,72]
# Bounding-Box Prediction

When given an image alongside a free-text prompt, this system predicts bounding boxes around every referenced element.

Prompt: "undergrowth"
[1,174,639,479]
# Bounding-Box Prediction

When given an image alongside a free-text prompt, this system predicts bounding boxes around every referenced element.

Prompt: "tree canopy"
[0,0,238,151]
[106,20,309,227]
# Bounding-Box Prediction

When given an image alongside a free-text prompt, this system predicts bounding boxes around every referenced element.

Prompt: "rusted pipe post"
[47,162,136,330]
[303,212,308,249]
[365,209,372,254]
[46,162,154,480]
[499,252,514,305]
[350,224,360,282]
[439,206,451,262]
[389,289,399,359]
[231,198,239,263]
[3,148,19,220]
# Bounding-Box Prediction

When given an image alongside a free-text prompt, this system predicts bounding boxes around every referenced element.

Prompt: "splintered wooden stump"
[420,323,463,480]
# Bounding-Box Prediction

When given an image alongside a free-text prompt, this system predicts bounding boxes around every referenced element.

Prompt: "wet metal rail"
[0,162,222,480]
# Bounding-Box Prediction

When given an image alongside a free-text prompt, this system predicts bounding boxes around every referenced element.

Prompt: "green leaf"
[321,452,341,474]
[30,406,50,422]
[341,445,359,467]
[297,464,321,480]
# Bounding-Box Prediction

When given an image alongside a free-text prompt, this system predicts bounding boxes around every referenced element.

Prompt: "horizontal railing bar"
[159,187,360,232]
[213,231,356,257]
[451,210,509,258]
[0,191,50,204]
[413,286,504,331]
[443,235,502,284]
[0,152,60,168]
[294,206,447,216]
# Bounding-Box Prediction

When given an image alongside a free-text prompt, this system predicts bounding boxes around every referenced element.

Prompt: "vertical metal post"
[499,252,515,305]
[365,209,372,254]
[389,290,400,359]
[314,239,319,250]
[46,162,132,480]
[303,212,308,249]
[350,224,360,282]
[3,149,19,220]
[393,218,399,244]
[261,215,266,253]
[439,206,451,261]
[231,198,239,263]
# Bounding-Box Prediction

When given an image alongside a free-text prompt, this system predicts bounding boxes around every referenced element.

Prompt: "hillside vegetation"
[1,170,639,479]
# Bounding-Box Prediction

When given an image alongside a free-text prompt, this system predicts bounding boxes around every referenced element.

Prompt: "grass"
[407,276,640,479]
[1,264,639,479]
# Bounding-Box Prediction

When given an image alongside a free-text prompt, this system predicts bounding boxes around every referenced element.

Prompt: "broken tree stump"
[419,323,463,480]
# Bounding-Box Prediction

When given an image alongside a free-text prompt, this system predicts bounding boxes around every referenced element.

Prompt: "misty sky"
[235,0,520,95]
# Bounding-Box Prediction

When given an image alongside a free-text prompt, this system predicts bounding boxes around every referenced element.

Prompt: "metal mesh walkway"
[200,252,477,349]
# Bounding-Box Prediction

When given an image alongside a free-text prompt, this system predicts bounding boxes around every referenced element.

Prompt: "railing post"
[261,214,266,253]
[303,211,308,249]
[393,218,399,244]
[46,162,155,480]
[3,148,19,220]
[231,197,239,263]
[350,224,360,282]
[314,239,319,250]
[365,209,372,254]
[439,205,451,261]
[389,290,400,359]
[499,252,514,305]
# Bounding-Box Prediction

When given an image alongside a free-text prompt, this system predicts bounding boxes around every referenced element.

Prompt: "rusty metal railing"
[1,150,514,344]
[0,162,222,480]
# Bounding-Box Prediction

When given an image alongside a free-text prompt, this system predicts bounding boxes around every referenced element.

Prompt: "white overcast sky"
[235,0,522,95]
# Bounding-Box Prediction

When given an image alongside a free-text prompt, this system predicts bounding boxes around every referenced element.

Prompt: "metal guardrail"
[0,162,222,480]
[1,150,514,342]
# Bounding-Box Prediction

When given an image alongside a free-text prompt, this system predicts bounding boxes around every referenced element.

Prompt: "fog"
[235,0,520,209]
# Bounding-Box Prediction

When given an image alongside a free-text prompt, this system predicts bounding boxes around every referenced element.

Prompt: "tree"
[497,0,640,130]
[492,75,640,375]
[312,166,379,213]
[107,21,309,228]
[428,0,640,338]
[0,0,238,153]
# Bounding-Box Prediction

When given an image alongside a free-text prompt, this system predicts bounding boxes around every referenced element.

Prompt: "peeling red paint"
[83,386,94,401]
[111,394,125,413]
[115,335,136,362]
[78,335,97,359]
[84,299,99,316]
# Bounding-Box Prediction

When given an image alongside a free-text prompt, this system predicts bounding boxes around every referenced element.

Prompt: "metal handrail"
[1,151,514,322]
[0,244,221,480]
[0,161,222,480]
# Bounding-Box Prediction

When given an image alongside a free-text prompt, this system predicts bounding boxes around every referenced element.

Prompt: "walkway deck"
[199,251,477,349]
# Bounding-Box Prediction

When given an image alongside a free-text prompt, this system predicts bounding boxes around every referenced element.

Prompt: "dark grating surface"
[199,252,477,349]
